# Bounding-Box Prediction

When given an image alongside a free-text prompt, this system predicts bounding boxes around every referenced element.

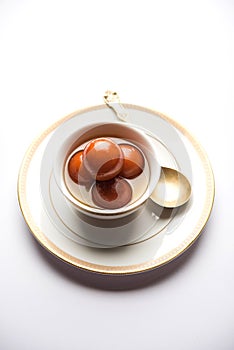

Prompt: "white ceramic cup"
[53,121,161,220]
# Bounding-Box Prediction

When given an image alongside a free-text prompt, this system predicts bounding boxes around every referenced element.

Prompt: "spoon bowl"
[150,167,191,208]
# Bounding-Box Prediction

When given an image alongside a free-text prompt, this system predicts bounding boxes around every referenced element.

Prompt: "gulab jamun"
[92,177,132,209]
[68,150,92,185]
[83,138,124,181]
[119,144,145,179]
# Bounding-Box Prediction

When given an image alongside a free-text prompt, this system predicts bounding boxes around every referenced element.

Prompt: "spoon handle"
[104,91,165,143]
[104,91,129,122]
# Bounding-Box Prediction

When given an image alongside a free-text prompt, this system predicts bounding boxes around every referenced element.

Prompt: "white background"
[1,0,234,349]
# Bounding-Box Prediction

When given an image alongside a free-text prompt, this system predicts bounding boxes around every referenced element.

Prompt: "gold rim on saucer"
[17,104,215,275]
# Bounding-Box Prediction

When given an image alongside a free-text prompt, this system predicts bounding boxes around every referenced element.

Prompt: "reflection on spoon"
[150,167,191,208]
[104,90,192,208]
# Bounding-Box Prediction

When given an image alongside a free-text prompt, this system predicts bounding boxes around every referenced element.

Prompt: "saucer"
[18,104,215,274]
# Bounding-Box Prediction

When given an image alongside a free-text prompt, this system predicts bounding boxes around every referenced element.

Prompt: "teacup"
[53,121,161,221]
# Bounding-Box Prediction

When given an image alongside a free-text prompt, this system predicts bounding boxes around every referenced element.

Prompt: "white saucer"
[18,104,215,275]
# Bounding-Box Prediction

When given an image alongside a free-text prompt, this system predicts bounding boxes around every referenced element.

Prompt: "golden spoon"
[104,91,192,208]
[150,167,191,208]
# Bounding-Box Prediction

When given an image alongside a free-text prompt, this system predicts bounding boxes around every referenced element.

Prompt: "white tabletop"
[1,1,233,349]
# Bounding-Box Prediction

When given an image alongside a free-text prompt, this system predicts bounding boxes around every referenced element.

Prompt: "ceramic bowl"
[53,121,161,220]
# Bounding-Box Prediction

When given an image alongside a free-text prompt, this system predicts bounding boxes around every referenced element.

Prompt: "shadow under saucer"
[26,218,213,291]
